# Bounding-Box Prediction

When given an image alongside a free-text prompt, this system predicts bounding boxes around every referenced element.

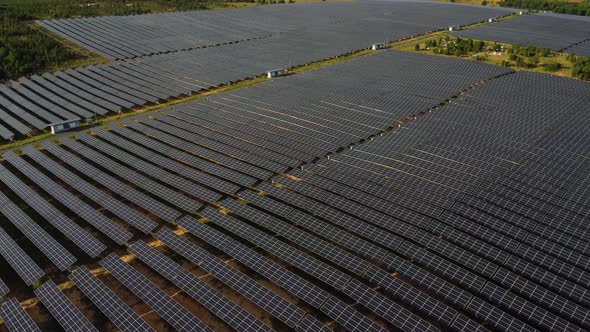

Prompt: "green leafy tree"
[572,58,590,80]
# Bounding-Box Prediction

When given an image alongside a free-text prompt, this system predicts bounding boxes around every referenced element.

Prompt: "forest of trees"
[0,0,253,81]
[500,0,590,16]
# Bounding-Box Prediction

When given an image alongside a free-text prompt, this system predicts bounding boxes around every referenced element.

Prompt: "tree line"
[499,0,590,16]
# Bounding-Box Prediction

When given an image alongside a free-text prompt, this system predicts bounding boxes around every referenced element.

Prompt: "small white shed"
[267,68,288,78]
[371,42,386,50]
[50,118,81,134]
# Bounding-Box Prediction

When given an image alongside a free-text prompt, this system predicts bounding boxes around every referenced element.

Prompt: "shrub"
[543,61,562,72]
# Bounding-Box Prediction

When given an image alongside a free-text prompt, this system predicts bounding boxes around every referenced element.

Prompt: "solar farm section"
[0,1,590,332]
[454,12,590,56]
[0,1,515,142]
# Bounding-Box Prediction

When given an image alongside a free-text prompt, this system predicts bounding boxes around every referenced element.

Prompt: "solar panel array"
[0,20,589,329]
[99,253,211,331]
[129,240,273,332]
[454,13,590,55]
[144,51,511,163]
[260,70,590,332]
[0,298,41,332]
[69,266,154,332]
[0,227,44,286]
[153,227,315,330]
[38,1,514,59]
[34,280,98,332]
[0,1,514,142]
[0,50,507,284]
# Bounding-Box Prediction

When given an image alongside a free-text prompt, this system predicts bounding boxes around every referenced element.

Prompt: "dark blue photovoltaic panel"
[0,298,41,332]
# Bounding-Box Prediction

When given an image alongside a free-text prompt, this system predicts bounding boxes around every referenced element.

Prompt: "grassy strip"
[400,37,584,80]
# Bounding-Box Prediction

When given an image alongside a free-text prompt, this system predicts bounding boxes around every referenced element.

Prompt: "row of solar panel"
[249,71,590,331]
[0,62,191,140]
[0,51,513,290]
[3,52,588,331]
[0,226,338,332]
[38,2,515,59]
[0,2,517,142]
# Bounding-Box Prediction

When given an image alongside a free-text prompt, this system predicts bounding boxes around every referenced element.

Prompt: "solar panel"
[8,81,76,121]
[90,65,169,100]
[255,182,403,252]
[33,74,109,115]
[115,118,255,189]
[223,198,371,276]
[99,253,211,332]
[0,163,76,271]
[175,215,384,332]
[119,120,260,187]
[69,266,154,332]
[451,313,490,332]
[0,93,45,130]
[69,133,202,213]
[0,278,8,298]
[2,150,133,245]
[240,190,389,262]
[320,296,386,332]
[129,240,273,332]
[0,298,41,332]
[111,119,244,193]
[362,265,458,327]
[0,107,30,135]
[200,205,353,290]
[0,150,105,258]
[22,145,157,234]
[149,113,298,167]
[295,314,330,332]
[0,84,60,123]
[41,141,181,222]
[17,77,93,119]
[63,68,146,106]
[34,280,98,332]
[41,72,120,113]
[163,108,313,162]
[91,126,224,202]
[0,123,14,140]
[130,116,288,173]
[0,227,44,285]
[154,227,309,329]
